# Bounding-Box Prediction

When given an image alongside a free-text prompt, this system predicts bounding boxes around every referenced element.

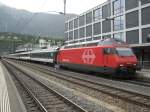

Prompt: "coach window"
[93,8,102,21]
[113,0,124,15]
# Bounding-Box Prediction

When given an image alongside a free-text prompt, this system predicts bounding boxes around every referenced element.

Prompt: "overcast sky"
[0,0,107,14]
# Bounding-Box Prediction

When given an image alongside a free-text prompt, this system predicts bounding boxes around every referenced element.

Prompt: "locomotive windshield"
[116,48,134,56]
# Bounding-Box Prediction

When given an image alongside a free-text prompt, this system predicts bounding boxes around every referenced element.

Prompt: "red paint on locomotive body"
[57,39,137,75]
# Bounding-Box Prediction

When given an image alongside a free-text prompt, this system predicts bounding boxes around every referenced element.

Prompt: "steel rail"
[9,60,150,109]
[3,60,88,112]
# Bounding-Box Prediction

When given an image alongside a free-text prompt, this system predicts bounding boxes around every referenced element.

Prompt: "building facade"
[65,0,150,68]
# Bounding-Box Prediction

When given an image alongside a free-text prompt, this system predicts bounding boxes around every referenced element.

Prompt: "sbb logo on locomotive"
[82,49,96,64]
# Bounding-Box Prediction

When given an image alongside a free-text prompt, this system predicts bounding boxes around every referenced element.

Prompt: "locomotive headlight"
[120,64,124,67]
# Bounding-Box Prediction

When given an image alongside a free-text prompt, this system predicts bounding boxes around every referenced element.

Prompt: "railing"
[138,61,150,69]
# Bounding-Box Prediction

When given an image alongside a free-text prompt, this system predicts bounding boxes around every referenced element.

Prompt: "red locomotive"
[57,38,137,77]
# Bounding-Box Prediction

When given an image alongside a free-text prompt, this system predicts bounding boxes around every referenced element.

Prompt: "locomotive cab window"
[116,48,134,56]
[103,48,116,55]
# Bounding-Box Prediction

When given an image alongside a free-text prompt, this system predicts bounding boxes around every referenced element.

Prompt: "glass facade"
[125,0,138,10]
[79,15,85,26]
[113,0,125,15]
[65,0,150,45]
[69,21,73,30]
[102,20,111,33]
[142,27,150,43]
[102,3,111,18]
[94,22,101,35]
[93,8,102,21]
[113,16,124,31]
[69,31,73,40]
[79,27,85,38]
[65,23,68,31]
[74,18,78,28]
[113,32,124,41]
[86,12,92,24]
[141,0,150,5]
[126,30,139,44]
[86,25,92,37]
[142,7,150,25]
[74,29,78,39]
[126,11,139,28]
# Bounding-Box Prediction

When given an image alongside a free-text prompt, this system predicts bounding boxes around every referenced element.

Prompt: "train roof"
[9,46,59,55]
[63,38,128,49]
[30,47,57,53]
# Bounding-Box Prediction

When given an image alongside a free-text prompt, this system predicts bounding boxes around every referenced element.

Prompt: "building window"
[79,15,85,26]
[142,27,150,43]
[74,29,78,39]
[113,16,124,31]
[74,18,78,28]
[142,7,150,25]
[65,33,68,40]
[79,27,85,38]
[102,34,111,39]
[86,12,92,24]
[141,0,150,5]
[102,3,111,18]
[126,30,139,44]
[79,39,85,42]
[93,8,102,21]
[126,11,139,28]
[102,20,111,33]
[69,31,73,40]
[86,38,92,41]
[125,0,138,10]
[69,21,73,30]
[113,0,124,15]
[94,22,101,35]
[86,25,92,37]
[65,23,68,31]
[113,32,124,41]
[93,36,101,40]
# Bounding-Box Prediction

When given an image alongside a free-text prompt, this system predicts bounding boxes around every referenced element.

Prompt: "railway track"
[3,61,87,112]
[7,59,150,110]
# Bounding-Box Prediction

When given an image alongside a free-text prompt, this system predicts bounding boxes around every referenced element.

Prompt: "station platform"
[137,69,150,79]
[0,61,27,112]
